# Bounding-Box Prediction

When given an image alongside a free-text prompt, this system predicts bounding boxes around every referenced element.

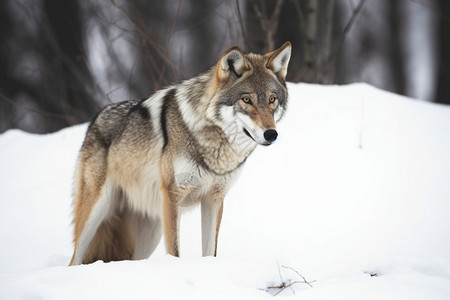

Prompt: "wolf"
[69,42,292,265]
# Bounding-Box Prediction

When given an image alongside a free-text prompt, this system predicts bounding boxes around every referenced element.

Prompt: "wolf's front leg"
[161,185,181,257]
[201,194,224,257]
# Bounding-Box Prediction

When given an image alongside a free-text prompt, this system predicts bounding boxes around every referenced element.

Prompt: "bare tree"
[0,0,100,133]
[251,0,285,53]
[0,0,446,134]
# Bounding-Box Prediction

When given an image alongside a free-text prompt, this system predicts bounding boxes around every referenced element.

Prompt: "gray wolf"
[69,42,292,265]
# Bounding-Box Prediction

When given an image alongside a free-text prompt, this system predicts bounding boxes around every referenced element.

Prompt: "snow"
[1,82,450,299]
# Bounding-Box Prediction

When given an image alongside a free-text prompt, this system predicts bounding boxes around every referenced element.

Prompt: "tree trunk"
[302,0,318,83]
[320,0,335,83]
[387,0,406,96]
[41,0,100,131]
[435,0,450,104]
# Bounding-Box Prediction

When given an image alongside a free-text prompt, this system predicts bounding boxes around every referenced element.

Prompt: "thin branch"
[171,1,224,35]
[282,265,314,288]
[277,261,295,295]
[268,0,285,44]
[292,0,306,32]
[128,52,140,100]
[158,0,182,87]
[273,280,317,297]
[341,0,367,43]
[328,0,367,65]
[106,86,122,104]
[0,93,73,121]
[112,0,183,75]
[253,2,266,30]
[265,263,315,297]
[410,0,450,22]
[236,0,247,47]
[253,0,285,52]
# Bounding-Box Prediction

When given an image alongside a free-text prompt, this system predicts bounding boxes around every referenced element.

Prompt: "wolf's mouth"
[243,128,271,146]
[243,128,253,141]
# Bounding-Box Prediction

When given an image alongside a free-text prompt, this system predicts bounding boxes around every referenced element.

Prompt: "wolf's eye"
[241,97,252,104]
[269,95,277,104]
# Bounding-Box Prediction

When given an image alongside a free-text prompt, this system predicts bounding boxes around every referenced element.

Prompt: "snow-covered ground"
[1,83,450,299]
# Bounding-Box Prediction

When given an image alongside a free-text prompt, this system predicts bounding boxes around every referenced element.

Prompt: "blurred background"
[0,0,448,133]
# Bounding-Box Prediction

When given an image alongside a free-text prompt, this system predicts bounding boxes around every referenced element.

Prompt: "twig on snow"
[281,265,315,288]
[265,262,315,297]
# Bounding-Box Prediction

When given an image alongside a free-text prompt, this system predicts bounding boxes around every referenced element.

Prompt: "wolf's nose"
[264,129,278,143]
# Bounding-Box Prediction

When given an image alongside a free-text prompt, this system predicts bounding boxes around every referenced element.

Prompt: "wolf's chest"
[193,130,256,175]
[172,156,240,206]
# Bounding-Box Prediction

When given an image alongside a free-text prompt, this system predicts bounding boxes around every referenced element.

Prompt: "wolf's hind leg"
[82,209,134,264]
[129,212,162,260]
[70,182,114,265]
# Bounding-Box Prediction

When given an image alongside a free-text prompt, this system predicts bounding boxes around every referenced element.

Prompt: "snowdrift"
[1,83,450,299]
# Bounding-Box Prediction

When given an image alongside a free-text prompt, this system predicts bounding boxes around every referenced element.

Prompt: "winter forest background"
[0,0,449,134]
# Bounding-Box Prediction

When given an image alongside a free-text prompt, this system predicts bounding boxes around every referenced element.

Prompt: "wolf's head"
[209,42,291,146]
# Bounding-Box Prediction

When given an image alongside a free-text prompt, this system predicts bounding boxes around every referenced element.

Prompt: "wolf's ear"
[265,41,292,81]
[216,46,250,82]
